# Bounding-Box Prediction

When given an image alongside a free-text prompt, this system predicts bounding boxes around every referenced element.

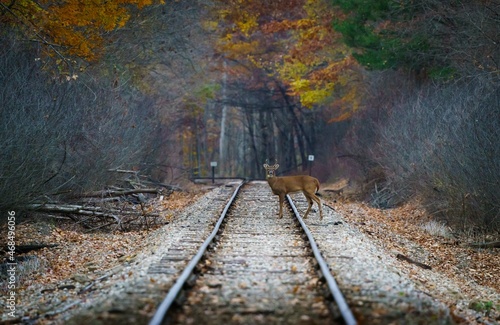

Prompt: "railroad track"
[150,181,356,325]
[41,178,454,325]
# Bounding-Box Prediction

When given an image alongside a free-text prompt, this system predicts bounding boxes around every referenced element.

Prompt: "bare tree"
[371,79,499,230]
[0,35,159,217]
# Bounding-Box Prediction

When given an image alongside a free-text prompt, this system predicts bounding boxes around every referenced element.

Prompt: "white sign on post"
[308,155,315,161]
[210,161,218,167]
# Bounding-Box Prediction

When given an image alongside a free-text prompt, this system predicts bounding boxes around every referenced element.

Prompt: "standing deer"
[263,160,323,219]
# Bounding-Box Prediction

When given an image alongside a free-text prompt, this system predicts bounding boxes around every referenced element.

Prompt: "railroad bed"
[60,180,453,325]
[166,182,340,324]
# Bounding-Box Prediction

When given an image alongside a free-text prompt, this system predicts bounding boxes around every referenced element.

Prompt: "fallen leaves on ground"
[329,197,499,323]
[0,189,205,295]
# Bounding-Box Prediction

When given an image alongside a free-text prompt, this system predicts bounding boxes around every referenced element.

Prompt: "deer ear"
[274,164,280,169]
[263,164,269,168]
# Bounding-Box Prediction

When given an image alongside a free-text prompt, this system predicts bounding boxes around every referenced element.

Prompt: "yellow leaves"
[261,19,314,34]
[281,58,340,108]
[283,57,362,112]
[219,40,260,58]
[299,88,333,108]
[287,74,337,109]
[235,12,259,36]
[217,5,259,36]
[290,78,311,93]
[299,25,326,42]
[288,77,334,108]
[202,20,220,32]
[296,18,315,30]
[277,59,309,81]
[218,9,230,20]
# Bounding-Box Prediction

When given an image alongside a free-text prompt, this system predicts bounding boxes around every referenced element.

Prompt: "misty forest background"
[1,0,499,233]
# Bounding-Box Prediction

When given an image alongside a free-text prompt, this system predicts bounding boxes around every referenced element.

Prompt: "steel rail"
[286,194,358,325]
[149,181,245,325]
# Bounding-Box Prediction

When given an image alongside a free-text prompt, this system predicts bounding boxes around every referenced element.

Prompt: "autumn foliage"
[211,0,363,122]
[0,0,160,63]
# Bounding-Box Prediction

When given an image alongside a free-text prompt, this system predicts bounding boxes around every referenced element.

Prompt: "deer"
[263,160,323,220]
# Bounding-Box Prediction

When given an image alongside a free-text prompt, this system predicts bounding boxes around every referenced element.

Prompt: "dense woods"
[1,0,498,232]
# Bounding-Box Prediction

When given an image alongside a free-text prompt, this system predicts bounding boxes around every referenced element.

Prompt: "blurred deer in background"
[263,160,323,219]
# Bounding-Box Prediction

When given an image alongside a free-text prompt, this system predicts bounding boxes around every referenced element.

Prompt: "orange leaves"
[1,0,161,64]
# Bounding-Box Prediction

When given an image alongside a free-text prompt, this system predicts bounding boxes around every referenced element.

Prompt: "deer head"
[263,159,279,178]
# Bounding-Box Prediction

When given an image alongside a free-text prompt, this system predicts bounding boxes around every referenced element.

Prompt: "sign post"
[308,155,315,176]
[210,162,217,184]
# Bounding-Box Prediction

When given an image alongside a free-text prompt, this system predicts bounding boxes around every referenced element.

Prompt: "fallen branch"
[467,241,500,249]
[79,188,160,198]
[26,203,123,229]
[44,300,81,317]
[78,265,124,294]
[26,197,162,231]
[396,253,432,270]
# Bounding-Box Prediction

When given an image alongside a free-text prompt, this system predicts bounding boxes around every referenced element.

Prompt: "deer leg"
[304,192,323,219]
[278,194,284,218]
[303,194,313,219]
[311,194,323,220]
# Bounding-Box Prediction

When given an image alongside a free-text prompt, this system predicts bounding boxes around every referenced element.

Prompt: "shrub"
[420,220,453,238]
[0,37,159,216]
[372,78,499,231]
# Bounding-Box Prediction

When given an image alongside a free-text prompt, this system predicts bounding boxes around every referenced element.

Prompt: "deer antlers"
[263,159,279,178]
